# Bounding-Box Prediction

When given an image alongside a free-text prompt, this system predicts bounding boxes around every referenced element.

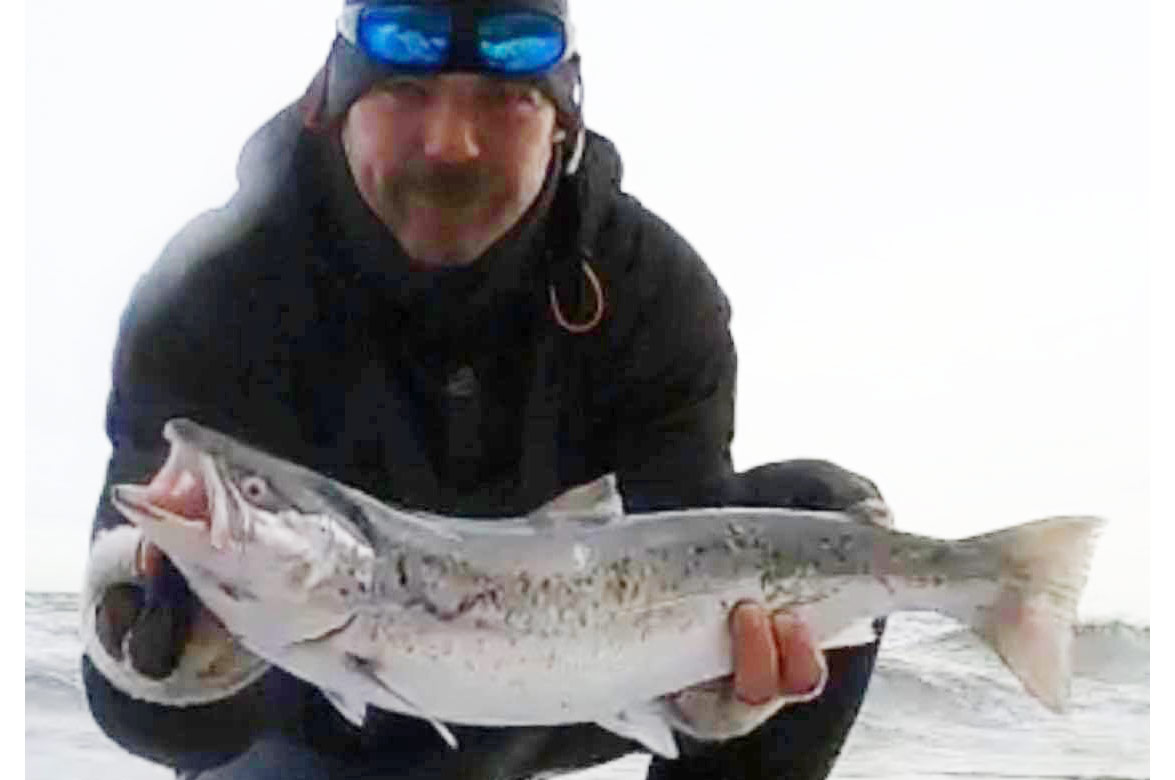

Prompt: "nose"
[421,95,480,163]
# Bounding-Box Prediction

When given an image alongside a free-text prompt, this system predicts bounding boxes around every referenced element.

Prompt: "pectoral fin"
[595,701,680,759]
[343,653,459,750]
[323,688,368,727]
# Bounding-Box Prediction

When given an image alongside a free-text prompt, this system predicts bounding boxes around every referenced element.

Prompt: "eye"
[241,476,270,504]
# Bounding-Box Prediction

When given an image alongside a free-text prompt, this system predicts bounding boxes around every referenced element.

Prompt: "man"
[81,1,889,778]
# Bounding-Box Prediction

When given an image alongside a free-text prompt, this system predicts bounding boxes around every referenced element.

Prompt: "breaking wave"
[26,595,1149,779]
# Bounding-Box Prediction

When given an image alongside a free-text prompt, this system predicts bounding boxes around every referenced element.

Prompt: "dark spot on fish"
[219,582,253,601]
[932,574,945,586]
[345,653,375,672]
[396,556,409,589]
[339,588,349,597]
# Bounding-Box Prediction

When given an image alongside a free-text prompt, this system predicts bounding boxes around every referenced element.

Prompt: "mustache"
[396,161,499,209]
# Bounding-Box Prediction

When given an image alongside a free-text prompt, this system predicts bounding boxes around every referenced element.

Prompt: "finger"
[731,602,779,706]
[772,612,824,696]
[136,539,166,580]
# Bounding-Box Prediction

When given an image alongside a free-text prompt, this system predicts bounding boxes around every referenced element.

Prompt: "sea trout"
[105,418,1103,758]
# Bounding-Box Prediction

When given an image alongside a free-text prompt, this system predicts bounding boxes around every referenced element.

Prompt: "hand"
[95,457,210,680]
[662,603,826,742]
[729,602,824,705]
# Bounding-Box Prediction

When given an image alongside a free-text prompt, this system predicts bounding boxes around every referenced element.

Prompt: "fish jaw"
[110,483,216,561]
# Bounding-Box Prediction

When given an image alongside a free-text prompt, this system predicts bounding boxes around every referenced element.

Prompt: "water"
[27,592,1149,780]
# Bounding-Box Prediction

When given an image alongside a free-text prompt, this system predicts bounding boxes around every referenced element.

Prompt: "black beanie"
[304,0,585,172]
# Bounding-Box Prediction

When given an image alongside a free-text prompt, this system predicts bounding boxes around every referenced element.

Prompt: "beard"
[366,159,518,267]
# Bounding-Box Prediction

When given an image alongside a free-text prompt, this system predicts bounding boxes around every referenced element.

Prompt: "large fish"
[105,418,1102,758]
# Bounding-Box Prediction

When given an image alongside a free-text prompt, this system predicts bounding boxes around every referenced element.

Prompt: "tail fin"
[951,516,1104,712]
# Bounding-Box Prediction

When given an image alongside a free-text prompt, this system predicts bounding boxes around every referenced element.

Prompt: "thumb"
[136,539,166,579]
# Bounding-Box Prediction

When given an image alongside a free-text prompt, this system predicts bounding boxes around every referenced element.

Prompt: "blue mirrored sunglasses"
[337,4,569,76]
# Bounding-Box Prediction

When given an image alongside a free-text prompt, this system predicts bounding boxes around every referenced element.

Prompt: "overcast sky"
[23,0,1156,623]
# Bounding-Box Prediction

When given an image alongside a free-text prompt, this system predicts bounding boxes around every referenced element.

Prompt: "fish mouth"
[110,484,209,531]
[111,432,214,532]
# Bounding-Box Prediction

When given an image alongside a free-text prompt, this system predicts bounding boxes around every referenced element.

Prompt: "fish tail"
[953,515,1104,712]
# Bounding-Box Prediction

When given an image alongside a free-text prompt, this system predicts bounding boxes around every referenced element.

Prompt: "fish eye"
[241,476,270,503]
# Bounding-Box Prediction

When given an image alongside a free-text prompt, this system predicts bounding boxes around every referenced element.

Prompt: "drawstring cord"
[548,256,604,334]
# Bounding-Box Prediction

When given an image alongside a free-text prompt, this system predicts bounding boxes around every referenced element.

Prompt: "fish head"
[111,418,376,651]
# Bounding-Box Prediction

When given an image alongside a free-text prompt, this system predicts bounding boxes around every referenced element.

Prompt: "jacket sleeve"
[80,201,311,772]
[590,198,738,512]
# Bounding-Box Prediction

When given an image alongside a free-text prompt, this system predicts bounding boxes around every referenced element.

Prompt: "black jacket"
[84,102,740,773]
[83,105,875,779]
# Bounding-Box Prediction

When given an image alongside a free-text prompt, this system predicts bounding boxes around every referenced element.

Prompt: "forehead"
[381,71,540,90]
[368,72,555,110]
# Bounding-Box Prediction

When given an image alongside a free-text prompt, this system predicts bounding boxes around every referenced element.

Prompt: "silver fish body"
[109,418,1104,757]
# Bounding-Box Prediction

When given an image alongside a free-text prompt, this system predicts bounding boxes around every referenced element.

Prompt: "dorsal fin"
[527,474,625,529]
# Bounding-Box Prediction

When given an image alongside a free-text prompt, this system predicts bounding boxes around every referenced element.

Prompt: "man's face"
[341,72,563,269]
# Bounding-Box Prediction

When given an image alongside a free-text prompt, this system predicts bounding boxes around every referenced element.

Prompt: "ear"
[299,65,329,130]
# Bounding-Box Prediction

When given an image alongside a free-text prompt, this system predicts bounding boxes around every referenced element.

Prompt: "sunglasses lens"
[478,11,566,74]
[357,5,452,68]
